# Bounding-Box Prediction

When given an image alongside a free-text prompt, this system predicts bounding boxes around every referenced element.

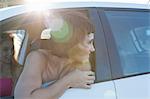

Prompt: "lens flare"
[51,21,72,43]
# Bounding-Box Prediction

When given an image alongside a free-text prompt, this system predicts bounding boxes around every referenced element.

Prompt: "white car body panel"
[60,81,116,99]
[114,74,150,99]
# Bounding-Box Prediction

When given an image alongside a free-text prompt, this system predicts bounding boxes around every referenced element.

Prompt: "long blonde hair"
[43,10,95,78]
[48,10,95,57]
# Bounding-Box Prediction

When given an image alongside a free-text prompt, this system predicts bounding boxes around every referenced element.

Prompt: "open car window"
[0,8,97,98]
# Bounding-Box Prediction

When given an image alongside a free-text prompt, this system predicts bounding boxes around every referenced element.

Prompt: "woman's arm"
[14,51,95,99]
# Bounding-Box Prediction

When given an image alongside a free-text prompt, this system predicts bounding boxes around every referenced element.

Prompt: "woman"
[14,10,95,99]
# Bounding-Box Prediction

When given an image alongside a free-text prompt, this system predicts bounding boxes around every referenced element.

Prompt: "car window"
[105,10,150,76]
[0,8,98,97]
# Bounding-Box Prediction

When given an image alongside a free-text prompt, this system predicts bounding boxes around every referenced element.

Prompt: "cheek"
[79,44,90,54]
[83,44,90,52]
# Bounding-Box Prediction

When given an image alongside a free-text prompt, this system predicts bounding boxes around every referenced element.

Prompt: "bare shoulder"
[27,50,47,61]
[27,50,44,58]
[14,50,48,97]
[25,50,48,70]
[16,50,47,83]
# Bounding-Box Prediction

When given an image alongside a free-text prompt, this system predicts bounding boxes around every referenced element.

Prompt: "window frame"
[89,8,112,83]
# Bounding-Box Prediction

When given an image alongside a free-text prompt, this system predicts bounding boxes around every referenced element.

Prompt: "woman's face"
[82,33,95,54]
[73,33,95,61]
[68,33,95,61]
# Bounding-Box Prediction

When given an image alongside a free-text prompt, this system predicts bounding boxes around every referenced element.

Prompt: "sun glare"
[24,0,51,12]
[25,0,51,4]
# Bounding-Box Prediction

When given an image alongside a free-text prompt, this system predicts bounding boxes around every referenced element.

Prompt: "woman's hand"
[65,69,95,89]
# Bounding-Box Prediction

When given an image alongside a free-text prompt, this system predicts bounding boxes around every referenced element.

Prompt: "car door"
[99,8,150,99]
[0,6,117,99]
[60,8,117,99]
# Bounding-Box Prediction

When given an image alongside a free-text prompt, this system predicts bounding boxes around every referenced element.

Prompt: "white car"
[0,2,150,99]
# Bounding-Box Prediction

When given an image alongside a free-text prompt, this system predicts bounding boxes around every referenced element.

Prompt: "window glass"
[105,11,150,76]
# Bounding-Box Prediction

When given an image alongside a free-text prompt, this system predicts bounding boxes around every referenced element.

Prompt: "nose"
[90,44,95,52]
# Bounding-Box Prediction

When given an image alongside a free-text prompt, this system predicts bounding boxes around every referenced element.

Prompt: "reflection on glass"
[105,11,150,76]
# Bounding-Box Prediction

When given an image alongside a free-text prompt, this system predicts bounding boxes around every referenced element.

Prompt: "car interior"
[0,9,96,99]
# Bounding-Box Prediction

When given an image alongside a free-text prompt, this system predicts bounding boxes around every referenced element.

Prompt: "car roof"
[0,2,149,21]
